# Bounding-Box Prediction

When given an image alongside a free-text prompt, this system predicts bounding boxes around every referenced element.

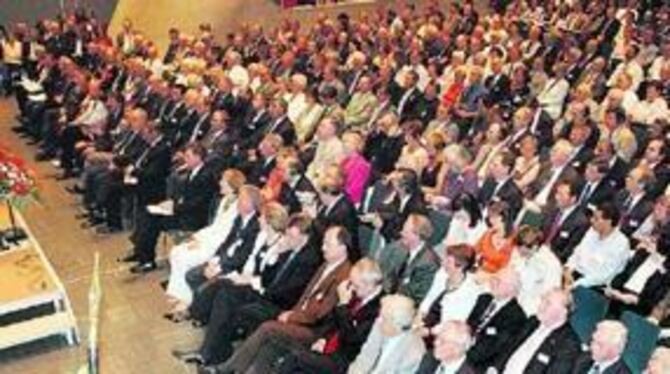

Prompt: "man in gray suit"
[377,214,439,304]
[348,294,425,374]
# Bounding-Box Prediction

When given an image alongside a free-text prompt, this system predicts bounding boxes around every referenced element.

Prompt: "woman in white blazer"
[164,169,245,314]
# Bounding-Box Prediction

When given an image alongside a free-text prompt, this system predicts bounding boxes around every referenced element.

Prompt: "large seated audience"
[3,0,670,372]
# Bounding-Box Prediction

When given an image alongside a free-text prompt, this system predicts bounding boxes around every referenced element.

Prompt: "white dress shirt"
[567,228,631,288]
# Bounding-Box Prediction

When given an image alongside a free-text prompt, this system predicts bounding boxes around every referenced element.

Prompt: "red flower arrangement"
[0,146,39,209]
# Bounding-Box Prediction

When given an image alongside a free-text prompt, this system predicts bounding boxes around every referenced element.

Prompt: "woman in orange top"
[476,201,515,273]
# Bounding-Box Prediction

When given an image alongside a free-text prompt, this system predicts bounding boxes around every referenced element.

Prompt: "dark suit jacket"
[609,250,670,317]
[578,178,616,208]
[242,157,277,186]
[174,167,218,230]
[615,191,654,237]
[240,108,271,148]
[358,179,395,215]
[286,260,352,327]
[133,139,172,206]
[543,205,590,263]
[262,241,322,310]
[484,73,511,106]
[215,214,261,274]
[571,355,630,374]
[493,319,581,374]
[416,354,477,374]
[379,192,428,241]
[277,175,315,214]
[529,108,555,152]
[466,294,527,370]
[262,115,296,146]
[313,195,360,258]
[478,177,523,219]
[390,82,425,122]
[527,163,581,208]
[318,292,382,364]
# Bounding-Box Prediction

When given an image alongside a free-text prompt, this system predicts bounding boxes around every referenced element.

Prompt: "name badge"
[402,277,411,285]
[316,292,324,301]
[537,353,550,364]
[560,231,569,238]
[630,220,639,227]
[486,327,497,336]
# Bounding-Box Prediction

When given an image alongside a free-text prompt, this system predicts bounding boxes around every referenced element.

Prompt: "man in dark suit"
[239,93,271,148]
[254,99,295,146]
[639,138,669,198]
[177,225,350,367]
[492,289,581,373]
[371,168,427,241]
[578,157,616,207]
[202,110,239,176]
[416,321,477,374]
[240,133,281,186]
[390,70,424,123]
[616,166,655,237]
[276,158,315,214]
[478,151,523,219]
[210,257,382,374]
[543,181,590,263]
[483,48,510,107]
[466,267,527,370]
[127,143,217,273]
[572,320,631,374]
[107,122,171,234]
[528,101,555,153]
[310,175,359,259]
[185,185,263,323]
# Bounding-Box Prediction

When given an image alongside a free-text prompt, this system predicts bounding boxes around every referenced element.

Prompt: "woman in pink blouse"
[340,131,371,205]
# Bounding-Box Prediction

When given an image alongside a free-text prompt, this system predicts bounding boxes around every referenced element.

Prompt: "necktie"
[545,211,563,243]
[579,183,592,205]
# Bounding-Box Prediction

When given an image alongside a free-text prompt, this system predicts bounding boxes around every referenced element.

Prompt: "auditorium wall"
[0,0,118,27]
[107,0,483,56]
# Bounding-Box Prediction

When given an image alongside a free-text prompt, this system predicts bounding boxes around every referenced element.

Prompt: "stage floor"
[0,98,200,373]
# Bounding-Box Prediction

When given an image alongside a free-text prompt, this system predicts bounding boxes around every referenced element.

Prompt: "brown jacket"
[287,260,352,325]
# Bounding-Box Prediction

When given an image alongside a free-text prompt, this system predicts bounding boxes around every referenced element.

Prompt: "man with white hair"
[465,267,527,370]
[416,321,477,374]
[573,320,631,373]
[529,139,580,208]
[348,294,425,374]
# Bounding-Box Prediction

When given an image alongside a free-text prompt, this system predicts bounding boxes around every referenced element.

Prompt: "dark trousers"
[132,210,180,263]
[59,125,85,172]
[196,281,282,364]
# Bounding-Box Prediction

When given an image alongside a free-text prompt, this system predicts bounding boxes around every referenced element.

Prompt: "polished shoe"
[129,261,157,274]
[171,349,205,365]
